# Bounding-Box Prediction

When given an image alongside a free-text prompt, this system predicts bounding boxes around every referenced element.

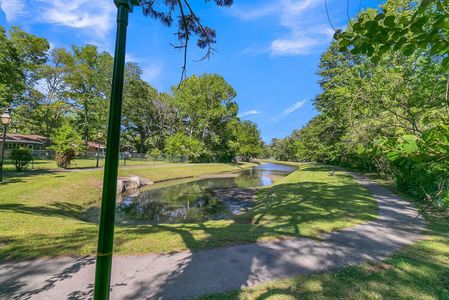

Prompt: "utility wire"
[347,0,351,22]
[325,0,337,32]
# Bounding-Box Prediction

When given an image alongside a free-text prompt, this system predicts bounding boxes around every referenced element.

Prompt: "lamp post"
[0,108,12,182]
[96,132,104,168]
[94,1,139,299]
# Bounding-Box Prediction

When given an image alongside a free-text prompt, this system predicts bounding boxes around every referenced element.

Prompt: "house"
[3,134,48,151]
[87,141,106,156]
[2,133,50,158]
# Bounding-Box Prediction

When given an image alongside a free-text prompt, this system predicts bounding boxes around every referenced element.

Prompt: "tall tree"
[122,63,176,153]
[0,26,49,108]
[173,74,239,161]
[14,48,73,138]
[65,45,113,147]
[236,120,263,161]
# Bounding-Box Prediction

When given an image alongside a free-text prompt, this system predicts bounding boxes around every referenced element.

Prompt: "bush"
[11,147,33,171]
[382,122,449,209]
[50,124,84,169]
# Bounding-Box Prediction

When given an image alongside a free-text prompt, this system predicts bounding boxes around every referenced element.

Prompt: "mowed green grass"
[199,177,449,300]
[3,157,174,171]
[0,163,377,259]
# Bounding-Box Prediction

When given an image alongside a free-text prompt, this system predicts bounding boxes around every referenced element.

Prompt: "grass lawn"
[0,163,377,259]
[2,157,174,171]
[199,175,449,300]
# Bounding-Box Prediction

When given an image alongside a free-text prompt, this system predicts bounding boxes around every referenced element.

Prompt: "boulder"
[139,176,154,186]
[129,176,141,187]
[116,179,124,194]
[123,179,139,190]
[116,176,153,194]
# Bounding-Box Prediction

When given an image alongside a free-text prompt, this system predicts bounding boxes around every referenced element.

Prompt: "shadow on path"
[0,173,426,299]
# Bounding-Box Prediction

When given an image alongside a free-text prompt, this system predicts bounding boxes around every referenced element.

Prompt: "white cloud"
[229,4,277,21]
[238,110,260,118]
[142,63,163,83]
[280,100,307,118]
[1,0,116,38]
[0,0,26,21]
[270,36,317,56]
[232,0,334,56]
[125,53,138,63]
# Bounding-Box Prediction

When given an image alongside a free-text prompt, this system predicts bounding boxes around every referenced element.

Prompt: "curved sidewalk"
[0,174,427,300]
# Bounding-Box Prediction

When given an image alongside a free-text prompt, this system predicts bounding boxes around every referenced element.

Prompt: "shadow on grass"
[0,169,61,184]
[0,202,91,221]
[0,166,381,299]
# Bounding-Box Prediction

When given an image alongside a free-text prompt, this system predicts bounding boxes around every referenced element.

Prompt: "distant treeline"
[0,26,264,163]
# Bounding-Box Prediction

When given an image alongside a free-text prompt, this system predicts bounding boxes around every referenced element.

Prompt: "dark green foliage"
[236,121,263,161]
[173,74,240,162]
[380,121,449,207]
[164,132,205,162]
[279,0,449,209]
[11,147,32,171]
[335,0,449,68]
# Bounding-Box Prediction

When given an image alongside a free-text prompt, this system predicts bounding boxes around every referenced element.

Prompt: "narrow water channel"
[116,162,297,224]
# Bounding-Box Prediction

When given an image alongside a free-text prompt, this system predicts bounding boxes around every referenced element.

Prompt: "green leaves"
[401,135,419,154]
[384,16,396,27]
[334,0,447,64]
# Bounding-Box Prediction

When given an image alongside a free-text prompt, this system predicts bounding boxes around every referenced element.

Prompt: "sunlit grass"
[0,162,378,259]
[199,173,449,300]
[3,157,180,171]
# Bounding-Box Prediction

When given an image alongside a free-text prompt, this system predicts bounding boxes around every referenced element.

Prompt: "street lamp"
[0,108,12,182]
[94,1,139,299]
[96,132,104,168]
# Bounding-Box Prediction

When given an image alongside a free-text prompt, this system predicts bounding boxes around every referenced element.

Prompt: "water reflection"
[117,163,296,224]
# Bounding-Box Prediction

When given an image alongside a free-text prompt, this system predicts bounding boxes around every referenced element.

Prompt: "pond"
[116,162,297,224]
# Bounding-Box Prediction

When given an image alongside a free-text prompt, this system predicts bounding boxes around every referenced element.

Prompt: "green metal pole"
[94,1,135,299]
[0,126,7,182]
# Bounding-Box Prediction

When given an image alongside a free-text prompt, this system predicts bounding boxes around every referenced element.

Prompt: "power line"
[325,0,337,31]
[347,0,351,22]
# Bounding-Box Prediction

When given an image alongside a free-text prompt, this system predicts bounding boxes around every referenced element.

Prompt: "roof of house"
[5,133,48,144]
[87,141,106,149]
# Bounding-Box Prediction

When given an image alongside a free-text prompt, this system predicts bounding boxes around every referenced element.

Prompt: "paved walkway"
[0,174,427,300]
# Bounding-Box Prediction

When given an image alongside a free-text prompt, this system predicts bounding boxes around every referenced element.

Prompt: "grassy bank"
[0,163,377,259]
[200,173,449,300]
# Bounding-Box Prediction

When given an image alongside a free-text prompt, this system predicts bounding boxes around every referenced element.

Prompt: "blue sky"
[0,0,378,142]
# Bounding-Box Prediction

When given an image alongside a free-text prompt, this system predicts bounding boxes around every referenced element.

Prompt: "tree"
[0,26,49,108]
[140,0,233,81]
[65,45,113,147]
[0,26,23,108]
[236,121,263,161]
[164,132,205,162]
[122,63,177,153]
[9,26,49,89]
[270,137,298,162]
[173,74,239,161]
[335,0,449,66]
[13,48,73,138]
[50,123,84,168]
[283,0,449,209]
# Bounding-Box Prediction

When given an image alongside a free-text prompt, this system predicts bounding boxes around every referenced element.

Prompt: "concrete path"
[0,174,427,300]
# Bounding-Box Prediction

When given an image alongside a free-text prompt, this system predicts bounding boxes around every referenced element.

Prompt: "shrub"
[11,147,32,171]
[50,124,84,169]
[382,121,449,209]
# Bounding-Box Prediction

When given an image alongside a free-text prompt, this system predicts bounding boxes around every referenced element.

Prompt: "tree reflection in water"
[117,163,296,224]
